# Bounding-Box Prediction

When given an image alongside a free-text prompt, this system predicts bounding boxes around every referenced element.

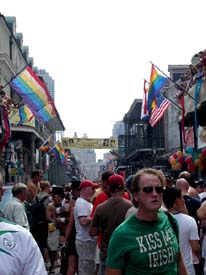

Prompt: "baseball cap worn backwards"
[80,180,99,190]
[108,174,125,189]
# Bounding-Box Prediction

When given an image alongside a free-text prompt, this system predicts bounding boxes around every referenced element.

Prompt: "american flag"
[149,94,170,127]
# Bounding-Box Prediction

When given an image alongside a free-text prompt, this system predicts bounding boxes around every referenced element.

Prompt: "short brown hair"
[101,170,114,181]
[40,180,50,191]
[131,168,166,195]
[31,170,41,179]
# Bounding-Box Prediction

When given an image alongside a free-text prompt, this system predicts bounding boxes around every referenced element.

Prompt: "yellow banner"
[61,137,118,149]
[9,109,35,127]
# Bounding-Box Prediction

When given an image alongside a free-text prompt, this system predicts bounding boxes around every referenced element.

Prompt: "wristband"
[56,207,61,214]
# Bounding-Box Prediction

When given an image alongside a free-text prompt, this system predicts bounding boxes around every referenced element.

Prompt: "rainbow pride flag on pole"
[48,141,68,165]
[39,136,51,153]
[10,66,56,123]
[147,64,169,111]
[48,142,62,159]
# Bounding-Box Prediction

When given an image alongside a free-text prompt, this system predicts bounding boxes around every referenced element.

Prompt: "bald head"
[176,178,189,193]
[179,171,191,179]
[178,171,193,187]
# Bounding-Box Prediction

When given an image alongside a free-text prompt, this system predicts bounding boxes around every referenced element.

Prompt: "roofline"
[0,13,28,66]
[0,13,65,131]
[53,106,65,130]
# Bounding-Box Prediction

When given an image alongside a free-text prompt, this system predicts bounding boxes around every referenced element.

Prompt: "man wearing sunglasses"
[106,168,187,275]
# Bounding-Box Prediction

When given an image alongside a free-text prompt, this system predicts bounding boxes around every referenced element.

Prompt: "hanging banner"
[9,109,35,127]
[198,126,206,149]
[61,137,118,149]
[184,127,194,148]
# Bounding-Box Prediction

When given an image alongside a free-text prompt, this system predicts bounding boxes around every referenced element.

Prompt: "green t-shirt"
[106,210,179,275]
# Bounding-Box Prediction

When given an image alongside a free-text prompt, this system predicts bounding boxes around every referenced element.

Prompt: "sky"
[1,0,206,158]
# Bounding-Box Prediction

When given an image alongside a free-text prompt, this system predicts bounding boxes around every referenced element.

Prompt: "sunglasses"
[141,186,164,194]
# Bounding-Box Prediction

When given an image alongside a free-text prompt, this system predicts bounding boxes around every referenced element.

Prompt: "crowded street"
[1,1,206,274]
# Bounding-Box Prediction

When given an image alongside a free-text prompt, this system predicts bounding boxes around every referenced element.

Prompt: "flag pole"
[160,89,181,111]
[145,73,181,110]
[150,62,186,153]
[0,64,28,90]
[150,61,174,83]
[41,154,47,160]
[150,61,195,101]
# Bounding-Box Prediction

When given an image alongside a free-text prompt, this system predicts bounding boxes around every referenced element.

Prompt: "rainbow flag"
[49,142,68,165]
[57,143,67,164]
[18,105,34,125]
[147,64,169,111]
[48,142,61,159]
[39,136,51,152]
[10,66,56,123]
[61,150,69,165]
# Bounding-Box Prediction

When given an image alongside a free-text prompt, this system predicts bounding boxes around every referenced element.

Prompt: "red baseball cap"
[108,174,125,189]
[80,180,99,190]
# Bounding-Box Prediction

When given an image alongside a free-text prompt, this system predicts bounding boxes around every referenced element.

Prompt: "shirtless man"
[27,170,42,202]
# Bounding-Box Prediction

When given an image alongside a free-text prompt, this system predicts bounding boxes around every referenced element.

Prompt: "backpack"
[165,211,179,241]
[31,195,49,226]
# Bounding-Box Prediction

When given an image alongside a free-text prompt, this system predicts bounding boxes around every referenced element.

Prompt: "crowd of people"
[176,49,206,98]
[0,168,206,275]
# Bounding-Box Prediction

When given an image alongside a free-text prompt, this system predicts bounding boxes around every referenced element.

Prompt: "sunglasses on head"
[142,186,164,194]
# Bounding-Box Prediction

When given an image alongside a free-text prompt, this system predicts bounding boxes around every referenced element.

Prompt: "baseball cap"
[196,179,205,188]
[108,174,125,191]
[71,176,81,188]
[80,180,99,190]
[126,174,135,190]
[71,176,81,183]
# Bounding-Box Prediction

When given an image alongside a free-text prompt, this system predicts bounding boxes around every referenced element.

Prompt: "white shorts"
[47,229,60,251]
